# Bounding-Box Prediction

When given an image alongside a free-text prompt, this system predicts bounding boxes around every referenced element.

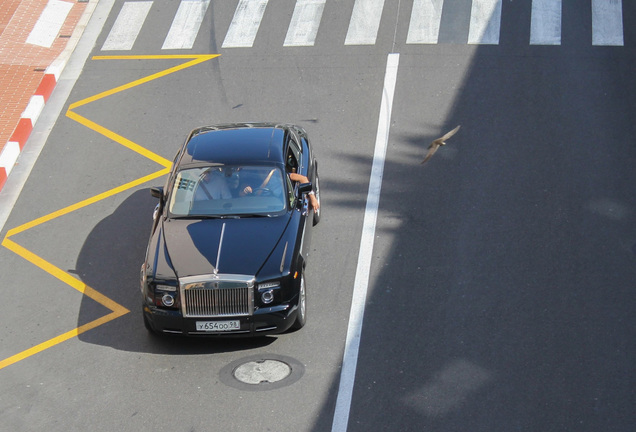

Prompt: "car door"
[285,131,313,263]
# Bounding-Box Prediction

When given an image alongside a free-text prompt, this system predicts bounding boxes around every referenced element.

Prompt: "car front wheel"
[291,273,307,330]
[312,173,321,226]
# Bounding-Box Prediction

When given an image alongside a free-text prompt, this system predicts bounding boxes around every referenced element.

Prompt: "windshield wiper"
[171,214,237,220]
[171,213,274,220]
[234,213,272,218]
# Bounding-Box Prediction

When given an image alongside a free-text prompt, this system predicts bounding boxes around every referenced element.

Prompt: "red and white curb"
[0,67,61,190]
[0,0,98,194]
[0,70,56,190]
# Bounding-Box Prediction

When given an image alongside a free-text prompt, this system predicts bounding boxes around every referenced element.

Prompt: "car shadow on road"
[75,188,276,354]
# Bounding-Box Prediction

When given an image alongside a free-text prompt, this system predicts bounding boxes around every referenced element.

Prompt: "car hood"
[161,216,290,278]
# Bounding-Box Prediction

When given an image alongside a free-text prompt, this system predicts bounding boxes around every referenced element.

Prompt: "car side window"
[286,137,302,174]
[286,173,296,208]
[301,137,310,167]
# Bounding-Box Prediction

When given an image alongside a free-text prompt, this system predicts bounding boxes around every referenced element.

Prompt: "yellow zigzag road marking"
[70,55,219,110]
[7,169,170,238]
[1,54,220,370]
[66,111,173,168]
[68,55,219,167]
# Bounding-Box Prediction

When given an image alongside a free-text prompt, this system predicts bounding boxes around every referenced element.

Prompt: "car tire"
[312,172,321,226]
[291,273,307,330]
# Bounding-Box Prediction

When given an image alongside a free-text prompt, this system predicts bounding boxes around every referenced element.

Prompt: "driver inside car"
[238,167,283,198]
[285,153,320,212]
[241,161,319,212]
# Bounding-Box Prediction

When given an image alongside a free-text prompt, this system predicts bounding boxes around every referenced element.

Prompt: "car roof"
[178,123,289,167]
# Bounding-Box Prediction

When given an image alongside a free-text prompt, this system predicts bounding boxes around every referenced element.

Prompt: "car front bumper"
[143,302,299,337]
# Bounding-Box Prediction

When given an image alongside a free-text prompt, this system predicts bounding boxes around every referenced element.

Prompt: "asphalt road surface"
[1,1,635,431]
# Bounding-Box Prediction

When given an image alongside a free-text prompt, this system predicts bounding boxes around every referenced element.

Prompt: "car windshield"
[168,165,287,218]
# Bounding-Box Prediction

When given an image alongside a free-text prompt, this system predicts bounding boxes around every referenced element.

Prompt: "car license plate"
[196,320,240,332]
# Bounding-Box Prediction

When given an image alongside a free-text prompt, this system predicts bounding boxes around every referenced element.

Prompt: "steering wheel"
[252,187,273,196]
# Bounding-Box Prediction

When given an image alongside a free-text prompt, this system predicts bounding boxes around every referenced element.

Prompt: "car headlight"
[151,283,179,309]
[258,282,281,305]
[261,290,275,304]
[161,293,176,307]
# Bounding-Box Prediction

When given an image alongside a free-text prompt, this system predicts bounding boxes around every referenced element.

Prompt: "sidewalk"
[0,0,89,191]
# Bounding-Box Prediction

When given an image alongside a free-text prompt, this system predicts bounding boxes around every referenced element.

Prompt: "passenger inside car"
[194,168,232,200]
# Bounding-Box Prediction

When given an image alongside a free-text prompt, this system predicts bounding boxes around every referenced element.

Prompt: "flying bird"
[420,125,461,164]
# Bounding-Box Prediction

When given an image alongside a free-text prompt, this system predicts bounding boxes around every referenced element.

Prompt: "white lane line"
[222,0,269,48]
[284,0,326,47]
[406,0,444,44]
[162,0,211,49]
[530,0,561,45]
[467,0,501,45]
[345,0,385,45]
[102,1,153,51]
[331,53,400,432]
[592,0,623,46]
[26,0,73,48]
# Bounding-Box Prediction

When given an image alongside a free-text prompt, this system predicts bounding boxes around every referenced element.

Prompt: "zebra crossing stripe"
[530,0,561,45]
[592,0,623,46]
[468,0,501,45]
[284,0,326,47]
[99,0,628,50]
[162,0,211,50]
[345,0,385,45]
[406,0,444,44]
[26,0,74,48]
[222,0,269,48]
[102,1,153,51]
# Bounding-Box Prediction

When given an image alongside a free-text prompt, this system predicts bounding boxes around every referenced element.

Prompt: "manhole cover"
[233,360,291,384]
[220,354,305,391]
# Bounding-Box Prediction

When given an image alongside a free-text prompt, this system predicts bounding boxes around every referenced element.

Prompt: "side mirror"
[297,182,312,195]
[150,186,164,199]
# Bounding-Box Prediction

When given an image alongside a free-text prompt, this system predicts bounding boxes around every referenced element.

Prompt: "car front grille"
[179,274,254,318]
